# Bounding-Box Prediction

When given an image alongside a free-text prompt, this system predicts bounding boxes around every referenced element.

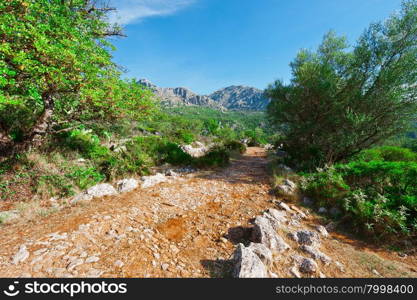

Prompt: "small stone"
[290,266,302,278]
[372,269,381,276]
[335,261,345,273]
[117,178,139,193]
[291,230,320,246]
[114,260,124,268]
[315,225,329,237]
[48,232,67,241]
[12,245,30,264]
[300,245,331,264]
[325,222,337,232]
[329,207,342,217]
[269,271,279,278]
[169,245,180,255]
[34,248,48,256]
[165,170,179,177]
[299,258,318,274]
[303,197,314,207]
[86,256,100,263]
[86,268,103,277]
[71,183,117,204]
[0,210,19,223]
[318,207,328,214]
[161,263,169,271]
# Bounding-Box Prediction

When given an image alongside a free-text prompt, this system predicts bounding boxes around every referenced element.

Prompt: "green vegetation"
[301,147,417,241]
[0,0,155,157]
[163,106,273,145]
[267,0,417,244]
[266,0,417,170]
[0,2,270,204]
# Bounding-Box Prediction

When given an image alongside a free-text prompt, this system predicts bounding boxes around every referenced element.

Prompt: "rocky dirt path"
[0,147,416,278]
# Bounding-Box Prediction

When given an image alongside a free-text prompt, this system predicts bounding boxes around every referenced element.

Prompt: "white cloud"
[108,0,196,25]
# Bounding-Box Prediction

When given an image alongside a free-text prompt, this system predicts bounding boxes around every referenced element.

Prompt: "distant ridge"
[137,79,270,111]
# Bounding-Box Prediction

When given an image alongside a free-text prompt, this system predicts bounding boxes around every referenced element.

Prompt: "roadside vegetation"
[267,0,417,244]
[0,1,262,208]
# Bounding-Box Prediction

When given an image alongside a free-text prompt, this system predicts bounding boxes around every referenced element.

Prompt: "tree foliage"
[267,0,417,170]
[0,0,155,157]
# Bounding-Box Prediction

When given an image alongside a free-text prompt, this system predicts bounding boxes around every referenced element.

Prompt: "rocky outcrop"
[209,85,270,111]
[137,79,269,111]
[251,216,290,254]
[232,243,268,278]
[137,79,222,110]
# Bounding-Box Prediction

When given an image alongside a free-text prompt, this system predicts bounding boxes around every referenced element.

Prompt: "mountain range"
[137,79,270,111]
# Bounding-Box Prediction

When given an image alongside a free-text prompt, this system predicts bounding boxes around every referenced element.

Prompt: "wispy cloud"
[108,0,196,25]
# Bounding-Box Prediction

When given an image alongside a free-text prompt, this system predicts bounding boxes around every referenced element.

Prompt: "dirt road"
[0,148,415,278]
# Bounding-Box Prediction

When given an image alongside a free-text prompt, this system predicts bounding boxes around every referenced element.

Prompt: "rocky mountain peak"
[137,79,270,111]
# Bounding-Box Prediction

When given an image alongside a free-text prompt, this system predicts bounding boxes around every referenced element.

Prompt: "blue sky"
[109,0,403,94]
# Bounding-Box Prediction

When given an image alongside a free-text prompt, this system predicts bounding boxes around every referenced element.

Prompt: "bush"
[223,140,246,154]
[193,146,230,168]
[66,166,105,190]
[266,1,417,170]
[301,161,417,240]
[158,142,193,165]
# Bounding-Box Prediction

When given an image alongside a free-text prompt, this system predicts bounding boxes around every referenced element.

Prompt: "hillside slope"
[0,148,415,278]
[138,79,269,111]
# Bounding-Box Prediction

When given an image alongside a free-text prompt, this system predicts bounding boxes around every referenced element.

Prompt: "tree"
[266,0,417,170]
[0,0,154,157]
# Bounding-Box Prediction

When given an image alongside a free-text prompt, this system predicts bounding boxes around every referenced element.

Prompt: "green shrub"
[223,140,246,154]
[193,146,230,168]
[302,161,417,240]
[66,166,105,190]
[356,146,417,162]
[177,130,195,144]
[158,142,193,165]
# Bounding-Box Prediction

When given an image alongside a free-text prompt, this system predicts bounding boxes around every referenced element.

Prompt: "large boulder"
[180,142,208,158]
[233,243,268,278]
[71,183,118,204]
[263,208,287,230]
[251,216,290,253]
[247,242,273,266]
